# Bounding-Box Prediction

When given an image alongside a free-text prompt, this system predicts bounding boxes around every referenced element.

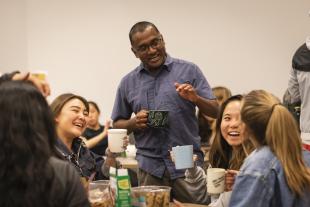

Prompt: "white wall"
[1,0,310,122]
[0,0,27,71]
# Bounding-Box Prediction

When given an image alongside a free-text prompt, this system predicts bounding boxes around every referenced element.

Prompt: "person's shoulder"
[170,56,198,68]
[121,66,140,81]
[50,158,91,207]
[241,147,276,176]
[50,156,76,175]
[169,56,202,76]
[50,156,82,186]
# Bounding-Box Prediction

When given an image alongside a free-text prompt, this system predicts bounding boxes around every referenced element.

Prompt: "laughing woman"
[173,95,254,206]
[50,93,108,180]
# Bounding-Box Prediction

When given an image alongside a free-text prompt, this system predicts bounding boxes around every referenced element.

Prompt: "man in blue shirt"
[111,21,218,203]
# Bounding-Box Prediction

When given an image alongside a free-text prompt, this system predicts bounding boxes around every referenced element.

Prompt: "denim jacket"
[229,146,310,207]
[56,137,106,180]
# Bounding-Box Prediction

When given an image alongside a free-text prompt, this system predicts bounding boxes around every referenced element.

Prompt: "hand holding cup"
[134,109,148,130]
[225,169,239,191]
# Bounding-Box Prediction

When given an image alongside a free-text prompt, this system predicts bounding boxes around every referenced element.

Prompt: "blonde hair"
[241,90,310,196]
[212,86,232,105]
[229,139,254,170]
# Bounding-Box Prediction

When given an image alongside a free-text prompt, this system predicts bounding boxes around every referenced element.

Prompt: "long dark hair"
[88,101,100,114]
[0,81,58,207]
[209,95,254,170]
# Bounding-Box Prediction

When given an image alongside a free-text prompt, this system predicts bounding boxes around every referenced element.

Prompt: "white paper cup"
[172,145,193,169]
[108,129,127,153]
[207,168,225,194]
[31,70,47,81]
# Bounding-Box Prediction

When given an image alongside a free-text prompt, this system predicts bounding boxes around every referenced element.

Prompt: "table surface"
[170,203,209,207]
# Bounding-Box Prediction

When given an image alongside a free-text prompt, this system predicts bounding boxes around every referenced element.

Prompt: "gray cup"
[147,110,169,128]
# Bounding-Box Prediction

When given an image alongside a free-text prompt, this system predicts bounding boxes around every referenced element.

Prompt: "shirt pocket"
[157,82,183,113]
[127,86,148,113]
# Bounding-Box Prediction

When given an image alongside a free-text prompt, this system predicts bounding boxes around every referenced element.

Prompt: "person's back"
[49,157,91,206]
[0,81,90,207]
[230,90,310,207]
[288,41,310,149]
[282,88,301,126]
[230,146,310,207]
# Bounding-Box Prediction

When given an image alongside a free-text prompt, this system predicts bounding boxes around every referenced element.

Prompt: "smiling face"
[220,100,246,147]
[131,26,167,71]
[55,98,89,140]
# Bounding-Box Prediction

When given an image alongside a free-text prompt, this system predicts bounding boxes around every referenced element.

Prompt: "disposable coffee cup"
[207,168,225,194]
[108,129,127,153]
[31,70,47,80]
[172,145,193,169]
[147,110,168,128]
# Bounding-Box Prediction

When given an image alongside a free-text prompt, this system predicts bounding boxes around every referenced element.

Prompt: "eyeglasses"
[134,36,163,54]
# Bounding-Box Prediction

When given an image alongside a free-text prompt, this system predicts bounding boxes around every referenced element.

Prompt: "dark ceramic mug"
[147,110,169,128]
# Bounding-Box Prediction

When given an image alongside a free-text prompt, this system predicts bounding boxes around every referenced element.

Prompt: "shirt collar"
[56,137,82,155]
[137,54,173,74]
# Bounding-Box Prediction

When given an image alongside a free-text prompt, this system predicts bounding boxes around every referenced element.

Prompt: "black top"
[49,157,90,207]
[82,125,108,156]
[292,43,310,72]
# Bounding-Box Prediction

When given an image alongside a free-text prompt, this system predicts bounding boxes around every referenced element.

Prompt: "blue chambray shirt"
[111,55,214,179]
[229,146,310,207]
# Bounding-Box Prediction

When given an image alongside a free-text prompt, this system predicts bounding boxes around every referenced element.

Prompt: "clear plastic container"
[131,185,171,207]
[88,180,114,207]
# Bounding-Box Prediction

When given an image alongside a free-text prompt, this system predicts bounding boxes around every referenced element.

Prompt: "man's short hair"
[129,21,160,45]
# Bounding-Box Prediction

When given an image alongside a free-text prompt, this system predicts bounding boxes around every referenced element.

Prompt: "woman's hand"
[225,169,239,191]
[103,120,111,135]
